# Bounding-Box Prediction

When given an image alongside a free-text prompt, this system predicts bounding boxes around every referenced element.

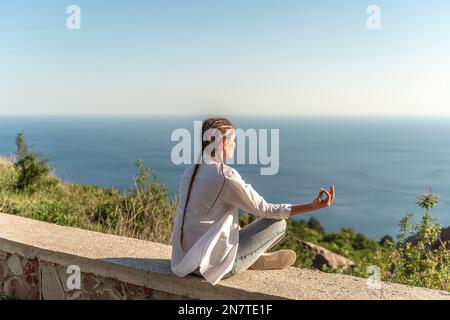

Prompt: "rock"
[41,263,65,300]
[87,288,121,300]
[297,240,355,271]
[66,290,84,300]
[0,252,8,279]
[0,262,5,280]
[23,258,39,288]
[124,282,153,299]
[6,254,23,276]
[82,273,99,292]
[3,277,31,300]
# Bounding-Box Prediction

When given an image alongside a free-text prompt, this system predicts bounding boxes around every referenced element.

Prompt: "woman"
[171,117,335,286]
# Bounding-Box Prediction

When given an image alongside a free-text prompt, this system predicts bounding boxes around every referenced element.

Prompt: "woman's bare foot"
[249,250,297,270]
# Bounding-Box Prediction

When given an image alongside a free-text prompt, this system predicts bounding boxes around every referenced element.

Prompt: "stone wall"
[0,252,39,299]
[1,213,450,300]
[0,251,189,300]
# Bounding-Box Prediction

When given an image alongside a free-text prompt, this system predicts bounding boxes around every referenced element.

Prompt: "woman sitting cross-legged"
[171,117,335,286]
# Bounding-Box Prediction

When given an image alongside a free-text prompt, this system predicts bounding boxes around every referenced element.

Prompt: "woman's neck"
[203,152,224,164]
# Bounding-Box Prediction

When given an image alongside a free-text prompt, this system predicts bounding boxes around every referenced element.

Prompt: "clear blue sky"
[1,1,449,115]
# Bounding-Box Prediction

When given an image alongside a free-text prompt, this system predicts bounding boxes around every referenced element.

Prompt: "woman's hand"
[312,185,335,210]
[289,185,335,216]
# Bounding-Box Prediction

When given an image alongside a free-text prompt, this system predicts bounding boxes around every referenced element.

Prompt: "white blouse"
[170,155,292,286]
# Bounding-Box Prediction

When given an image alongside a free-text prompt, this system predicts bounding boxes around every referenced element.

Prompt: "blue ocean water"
[1,115,449,240]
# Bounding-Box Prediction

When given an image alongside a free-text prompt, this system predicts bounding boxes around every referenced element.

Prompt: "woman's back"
[178,161,234,252]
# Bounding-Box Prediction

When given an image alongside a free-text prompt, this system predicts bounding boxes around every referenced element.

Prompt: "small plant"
[133,159,156,192]
[416,186,440,212]
[0,293,17,300]
[107,159,177,244]
[14,132,56,193]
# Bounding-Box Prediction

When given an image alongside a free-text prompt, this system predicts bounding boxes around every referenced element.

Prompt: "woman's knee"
[257,218,287,243]
[258,217,287,228]
[278,218,287,231]
[274,219,287,238]
[271,219,287,245]
[258,218,287,239]
[268,218,287,234]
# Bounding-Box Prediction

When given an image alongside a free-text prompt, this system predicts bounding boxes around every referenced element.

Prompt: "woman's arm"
[223,167,335,219]
[223,169,292,219]
[290,185,335,217]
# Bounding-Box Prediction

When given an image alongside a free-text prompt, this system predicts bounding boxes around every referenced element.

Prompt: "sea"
[1,115,449,240]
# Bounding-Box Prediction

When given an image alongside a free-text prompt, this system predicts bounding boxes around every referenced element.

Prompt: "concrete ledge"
[1,212,449,300]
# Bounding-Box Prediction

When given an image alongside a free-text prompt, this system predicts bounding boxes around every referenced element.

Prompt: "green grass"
[0,155,177,245]
[0,293,17,300]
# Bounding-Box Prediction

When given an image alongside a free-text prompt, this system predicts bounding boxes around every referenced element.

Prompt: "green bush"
[13,133,57,193]
[379,235,394,246]
[29,198,80,227]
[307,217,325,234]
[0,156,18,192]
[354,189,450,291]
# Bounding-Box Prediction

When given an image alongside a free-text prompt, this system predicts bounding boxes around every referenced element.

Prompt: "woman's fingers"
[329,185,335,203]
[323,189,331,201]
[316,190,324,202]
[315,186,335,208]
[319,188,332,204]
[326,185,335,206]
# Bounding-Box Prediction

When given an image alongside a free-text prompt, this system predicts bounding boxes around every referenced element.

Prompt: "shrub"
[307,217,325,234]
[13,133,57,193]
[355,189,450,291]
[379,235,394,246]
[29,197,80,227]
[0,155,18,192]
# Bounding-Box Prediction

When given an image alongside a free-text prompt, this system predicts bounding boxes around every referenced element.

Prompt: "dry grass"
[0,154,15,167]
